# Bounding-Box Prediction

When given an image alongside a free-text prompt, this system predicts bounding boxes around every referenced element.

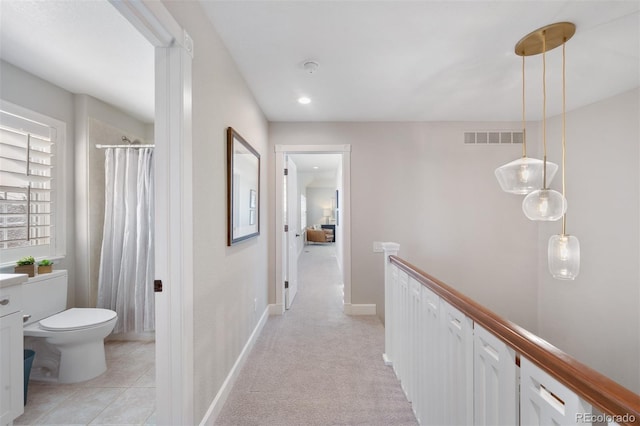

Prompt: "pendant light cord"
[542,33,547,189]
[522,55,527,158]
[562,41,567,235]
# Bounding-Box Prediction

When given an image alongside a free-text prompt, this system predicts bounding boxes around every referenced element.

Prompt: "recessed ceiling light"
[313,166,319,169]
[298,96,311,105]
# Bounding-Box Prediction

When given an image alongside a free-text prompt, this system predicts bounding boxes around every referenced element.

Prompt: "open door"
[274,144,351,315]
[284,155,299,309]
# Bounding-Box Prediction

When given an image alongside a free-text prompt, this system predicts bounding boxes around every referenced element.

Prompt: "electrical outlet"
[373,241,383,253]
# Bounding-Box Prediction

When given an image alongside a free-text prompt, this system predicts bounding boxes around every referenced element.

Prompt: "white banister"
[381,254,618,426]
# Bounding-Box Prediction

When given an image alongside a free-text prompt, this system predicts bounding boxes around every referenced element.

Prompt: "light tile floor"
[15,340,156,426]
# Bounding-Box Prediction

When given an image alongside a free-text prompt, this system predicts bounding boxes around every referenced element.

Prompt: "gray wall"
[0,60,76,306]
[0,61,153,312]
[537,88,640,393]
[306,187,335,227]
[162,2,270,422]
[269,88,640,395]
[269,121,541,332]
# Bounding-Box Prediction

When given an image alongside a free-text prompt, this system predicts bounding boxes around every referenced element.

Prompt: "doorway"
[113,2,194,424]
[274,144,352,314]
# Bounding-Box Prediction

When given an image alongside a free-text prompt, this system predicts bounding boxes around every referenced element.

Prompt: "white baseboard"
[199,306,270,426]
[344,303,377,315]
[269,303,284,315]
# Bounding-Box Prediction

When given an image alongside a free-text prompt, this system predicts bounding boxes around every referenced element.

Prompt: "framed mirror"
[227,127,260,245]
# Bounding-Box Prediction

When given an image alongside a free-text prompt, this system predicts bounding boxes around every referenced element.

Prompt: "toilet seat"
[40,308,117,331]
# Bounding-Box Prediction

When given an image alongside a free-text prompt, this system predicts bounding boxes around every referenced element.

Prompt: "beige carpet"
[215,244,417,426]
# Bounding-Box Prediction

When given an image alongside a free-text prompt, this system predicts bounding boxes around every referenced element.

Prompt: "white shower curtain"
[98,147,154,334]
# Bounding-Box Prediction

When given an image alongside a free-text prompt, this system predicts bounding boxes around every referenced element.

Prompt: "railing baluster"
[473,324,517,425]
[421,284,442,425]
[442,301,474,425]
[398,270,408,395]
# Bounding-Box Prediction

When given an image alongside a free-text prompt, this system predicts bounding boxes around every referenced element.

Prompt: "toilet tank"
[22,270,68,326]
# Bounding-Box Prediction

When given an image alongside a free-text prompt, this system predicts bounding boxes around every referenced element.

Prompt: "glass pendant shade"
[495,157,558,195]
[522,188,566,221]
[548,234,580,280]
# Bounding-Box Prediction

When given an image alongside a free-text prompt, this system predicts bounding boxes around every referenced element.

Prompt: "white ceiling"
[289,153,341,173]
[0,1,638,124]
[0,0,154,123]
[202,1,640,122]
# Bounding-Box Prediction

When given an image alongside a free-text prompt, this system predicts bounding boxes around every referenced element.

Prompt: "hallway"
[215,244,417,425]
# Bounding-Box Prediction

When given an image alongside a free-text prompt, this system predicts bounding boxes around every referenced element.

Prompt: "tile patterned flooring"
[15,340,156,426]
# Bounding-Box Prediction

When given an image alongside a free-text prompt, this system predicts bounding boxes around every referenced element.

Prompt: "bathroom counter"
[0,273,29,288]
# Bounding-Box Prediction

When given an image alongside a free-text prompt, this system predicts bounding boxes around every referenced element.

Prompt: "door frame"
[274,144,352,314]
[111,1,194,425]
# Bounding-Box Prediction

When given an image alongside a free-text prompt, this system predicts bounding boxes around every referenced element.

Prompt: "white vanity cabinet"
[0,274,27,425]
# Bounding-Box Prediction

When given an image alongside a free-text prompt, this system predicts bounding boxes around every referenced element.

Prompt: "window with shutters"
[0,101,66,264]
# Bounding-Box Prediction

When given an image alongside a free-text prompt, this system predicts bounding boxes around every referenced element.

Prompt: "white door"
[284,156,299,309]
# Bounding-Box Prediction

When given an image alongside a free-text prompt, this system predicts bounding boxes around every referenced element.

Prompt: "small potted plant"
[15,256,36,277]
[38,259,53,274]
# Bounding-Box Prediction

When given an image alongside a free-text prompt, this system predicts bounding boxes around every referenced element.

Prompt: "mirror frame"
[227,127,260,245]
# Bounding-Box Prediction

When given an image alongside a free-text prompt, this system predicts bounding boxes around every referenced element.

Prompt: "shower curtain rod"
[95,144,155,149]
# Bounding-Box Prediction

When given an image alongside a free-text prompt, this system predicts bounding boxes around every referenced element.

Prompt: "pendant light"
[520,23,574,221]
[495,56,557,194]
[548,41,580,280]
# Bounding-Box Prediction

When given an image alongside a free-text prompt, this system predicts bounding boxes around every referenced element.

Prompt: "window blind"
[0,110,54,250]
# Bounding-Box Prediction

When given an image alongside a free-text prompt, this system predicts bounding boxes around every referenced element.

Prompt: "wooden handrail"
[389,255,640,426]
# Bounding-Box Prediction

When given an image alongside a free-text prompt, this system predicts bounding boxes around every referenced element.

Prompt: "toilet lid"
[40,308,117,331]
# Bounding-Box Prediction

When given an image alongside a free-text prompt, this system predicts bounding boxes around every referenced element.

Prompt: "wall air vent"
[464,131,523,145]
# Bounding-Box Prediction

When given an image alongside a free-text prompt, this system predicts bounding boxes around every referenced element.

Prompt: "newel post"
[381,242,400,366]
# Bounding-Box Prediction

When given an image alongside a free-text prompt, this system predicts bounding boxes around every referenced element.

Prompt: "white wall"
[0,60,76,307]
[537,88,640,393]
[161,2,270,422]
[270,88,640,394]
[269,121,540,331]
[306,187,335,226]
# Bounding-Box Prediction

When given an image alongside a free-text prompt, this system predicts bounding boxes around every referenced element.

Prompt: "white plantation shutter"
[0,107,59,259]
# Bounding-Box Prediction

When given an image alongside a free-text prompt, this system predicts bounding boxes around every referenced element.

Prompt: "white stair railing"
[381,244,640,426]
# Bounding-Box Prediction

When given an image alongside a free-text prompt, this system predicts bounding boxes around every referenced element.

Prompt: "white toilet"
[22,270,117,383]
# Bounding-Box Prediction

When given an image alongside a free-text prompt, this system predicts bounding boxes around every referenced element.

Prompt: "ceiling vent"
[464,131,523,145]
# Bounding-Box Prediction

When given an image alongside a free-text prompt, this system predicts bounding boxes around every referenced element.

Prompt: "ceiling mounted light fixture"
[494,56,557,194]
[548,39,580,280]
[520,22,574,221]
[303,60,319,74]
[298,96,311,105]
